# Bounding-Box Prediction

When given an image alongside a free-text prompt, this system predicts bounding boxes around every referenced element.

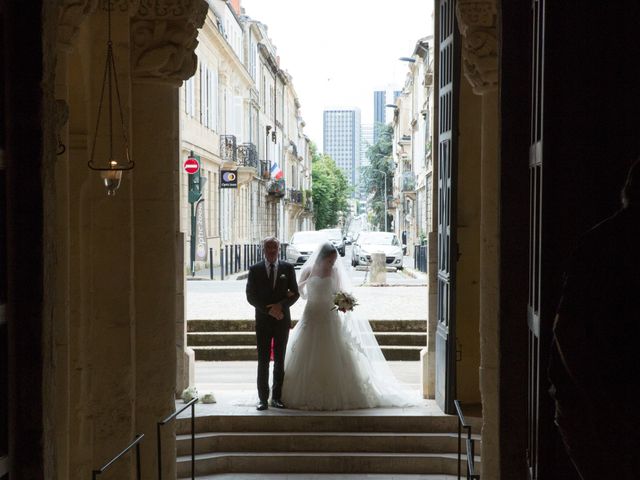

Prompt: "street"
[187,245,428,321]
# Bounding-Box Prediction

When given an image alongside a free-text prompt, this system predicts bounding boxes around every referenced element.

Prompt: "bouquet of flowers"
[332,291,358,313]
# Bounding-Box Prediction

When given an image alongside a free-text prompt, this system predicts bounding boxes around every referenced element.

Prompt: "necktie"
[269,263,275,289]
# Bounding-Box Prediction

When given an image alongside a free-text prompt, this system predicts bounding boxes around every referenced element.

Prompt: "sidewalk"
[187,283,427,321]
[188,255,428,283]
[401,254,429,283]
[187,266,248,281]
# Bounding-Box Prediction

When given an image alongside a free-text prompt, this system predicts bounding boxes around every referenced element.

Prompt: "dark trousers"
[255,318,290,402]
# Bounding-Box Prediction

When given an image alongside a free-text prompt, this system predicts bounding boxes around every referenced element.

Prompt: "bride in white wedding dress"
[281,242,419,411]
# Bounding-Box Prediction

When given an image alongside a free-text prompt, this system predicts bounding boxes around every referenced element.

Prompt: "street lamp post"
[370,168,388,232]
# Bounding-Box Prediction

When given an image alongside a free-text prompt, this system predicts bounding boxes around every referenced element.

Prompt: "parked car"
[319,228,346,256]
[351,231,404,269]
[286,230,331,266]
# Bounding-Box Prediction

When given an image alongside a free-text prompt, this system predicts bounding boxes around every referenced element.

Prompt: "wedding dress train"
[281,275,418,410]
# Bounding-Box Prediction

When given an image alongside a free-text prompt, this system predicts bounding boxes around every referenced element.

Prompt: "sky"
[240,0,434,149]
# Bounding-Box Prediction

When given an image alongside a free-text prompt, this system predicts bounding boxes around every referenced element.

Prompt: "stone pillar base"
[420,347,435,399]
[177,347,196,396]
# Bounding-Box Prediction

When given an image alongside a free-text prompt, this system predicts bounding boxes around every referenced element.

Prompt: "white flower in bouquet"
[181,386,198,403]
[332,291,358,313]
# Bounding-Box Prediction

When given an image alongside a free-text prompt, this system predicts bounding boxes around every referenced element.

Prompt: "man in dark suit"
[246,236,300,410]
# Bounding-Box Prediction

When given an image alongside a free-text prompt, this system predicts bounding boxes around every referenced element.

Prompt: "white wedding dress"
[281,273,418,411]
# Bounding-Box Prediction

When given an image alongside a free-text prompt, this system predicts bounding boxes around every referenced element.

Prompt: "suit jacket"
[246,260,300,328]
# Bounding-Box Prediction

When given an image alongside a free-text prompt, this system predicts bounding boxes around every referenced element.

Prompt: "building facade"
[322,108,362,192]
[179,1,313,273]
[388,37,434,255]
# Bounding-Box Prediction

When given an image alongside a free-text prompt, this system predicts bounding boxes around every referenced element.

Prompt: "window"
[200,65,208,128]
[184,76,196,117]
[199,64,218,131]
[208,68,218,131]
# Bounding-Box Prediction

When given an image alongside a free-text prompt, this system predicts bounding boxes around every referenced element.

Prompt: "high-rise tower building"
[373,90,386,143]
[373,88,402,142]
[323,108,361,192]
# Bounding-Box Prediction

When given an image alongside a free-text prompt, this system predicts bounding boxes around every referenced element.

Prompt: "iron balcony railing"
[402,172,416,192]
[237,142,258,169]
[220,135,237,163]
[268,178,285,197]
[304,197,313,211]
[287,188,303,204]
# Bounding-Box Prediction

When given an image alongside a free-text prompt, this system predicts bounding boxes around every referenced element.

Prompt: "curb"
[186,271,249,281]
[400,266,428,281]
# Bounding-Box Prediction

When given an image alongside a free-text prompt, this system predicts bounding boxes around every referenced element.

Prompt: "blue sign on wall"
[220,169,238,189]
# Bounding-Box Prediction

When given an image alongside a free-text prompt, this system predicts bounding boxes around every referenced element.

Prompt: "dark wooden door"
[527,0,544,477]
[435,0,459,415]
[0,7,8,476]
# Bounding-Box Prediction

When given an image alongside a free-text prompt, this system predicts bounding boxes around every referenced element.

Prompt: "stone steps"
[188,331,426,347]
[177,431,482,455]
[175,413,481,477]
[177,451,481,477]
[188,319,427,332]
[187,319,426,361]
[191,345,424,361]
[176,413,481,434]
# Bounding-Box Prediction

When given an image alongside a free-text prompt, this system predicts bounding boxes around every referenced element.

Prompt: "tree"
[361,123,394,231]
[310,143,350,230]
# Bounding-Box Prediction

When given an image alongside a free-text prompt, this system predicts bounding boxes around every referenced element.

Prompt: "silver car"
[286,230,330,266]
[351,231,404,269]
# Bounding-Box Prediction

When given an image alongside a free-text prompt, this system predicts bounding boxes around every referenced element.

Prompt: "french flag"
[270,161,283,180]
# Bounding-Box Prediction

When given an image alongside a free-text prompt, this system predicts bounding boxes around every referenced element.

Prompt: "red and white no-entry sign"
[183,157,199,174]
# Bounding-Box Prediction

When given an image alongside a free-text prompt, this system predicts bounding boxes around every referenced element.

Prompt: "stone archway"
[46,1,208,478]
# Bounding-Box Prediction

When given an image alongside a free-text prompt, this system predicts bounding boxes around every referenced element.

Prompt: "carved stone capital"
[131,0,208,85]
[58,1,139,52]
[58,0,98,51]
[456,0,498,94]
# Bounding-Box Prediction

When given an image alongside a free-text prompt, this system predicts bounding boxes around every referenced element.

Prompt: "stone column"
[54,4,93,479]
[86,5,137,478]
[421,230,438,399]
[456,0,499,478]
[130,2,207,478]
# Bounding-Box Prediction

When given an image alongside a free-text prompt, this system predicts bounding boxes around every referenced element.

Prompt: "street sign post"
[183,156,199,174]
[186,152,203,276]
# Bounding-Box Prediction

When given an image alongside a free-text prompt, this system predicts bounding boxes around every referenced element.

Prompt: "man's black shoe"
[256,401,268,411]
[270,399,286,409]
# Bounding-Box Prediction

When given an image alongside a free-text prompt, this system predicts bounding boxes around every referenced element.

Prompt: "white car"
[286,230,330,266]
[319,228,346,256]
[351,232,404,269]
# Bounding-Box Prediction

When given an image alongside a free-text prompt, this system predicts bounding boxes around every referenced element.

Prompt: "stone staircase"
[187,319,426,361]
[176,412,481,478]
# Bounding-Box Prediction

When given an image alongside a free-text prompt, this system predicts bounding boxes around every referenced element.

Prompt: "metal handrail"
[157,397,198,480]
[454,399,480,479]
[92,433,144,480]
[466,437,479,479]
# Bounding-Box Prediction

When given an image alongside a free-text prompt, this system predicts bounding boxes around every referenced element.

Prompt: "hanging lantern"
[89,2,134,196]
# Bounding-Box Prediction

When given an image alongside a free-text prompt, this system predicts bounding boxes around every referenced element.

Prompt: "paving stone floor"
[194,475,457,479]
[182,360,439,418]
